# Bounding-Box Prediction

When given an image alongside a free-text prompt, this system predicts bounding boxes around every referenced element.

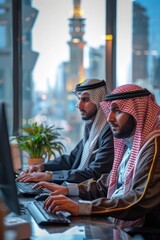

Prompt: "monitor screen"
[0,102,20,215]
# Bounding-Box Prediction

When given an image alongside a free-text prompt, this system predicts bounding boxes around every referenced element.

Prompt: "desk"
[17,196,132,240]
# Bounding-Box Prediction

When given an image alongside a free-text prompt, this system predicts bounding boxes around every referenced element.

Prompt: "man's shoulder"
[100,122,112,134]
[141,132,160,153]
[144,131,160,145]
[98,123,113,141]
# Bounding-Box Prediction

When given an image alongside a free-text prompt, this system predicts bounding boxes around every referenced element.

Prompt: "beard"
[113,115,136,139]
[81,107,97,121]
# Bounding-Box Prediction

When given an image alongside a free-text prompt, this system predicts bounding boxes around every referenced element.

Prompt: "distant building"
[22,2,39,119]
[67,0,86,90]
[0,1,38,130]
[0,1,38,119]
[87,46,105,79]
[153,56,160,88]
[54,0,86,121]
[132,2,149,81]
[54,62,70,119]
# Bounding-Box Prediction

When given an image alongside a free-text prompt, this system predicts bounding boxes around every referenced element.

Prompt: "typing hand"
[33,181,68,196]
[44,194,79,216]
[17,172,51,182]
[24,164,44,173]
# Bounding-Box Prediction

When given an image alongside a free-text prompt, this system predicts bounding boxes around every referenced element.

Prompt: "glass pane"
[132,0,160,103]
[116,0,160,104]
[21,0,106,163]
[0,26,6,48]
[0,1,13,134]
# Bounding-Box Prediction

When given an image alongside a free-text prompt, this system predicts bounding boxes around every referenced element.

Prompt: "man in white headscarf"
[18,79,114,184]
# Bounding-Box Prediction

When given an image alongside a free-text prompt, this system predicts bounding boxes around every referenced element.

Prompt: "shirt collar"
[125,135,134,150]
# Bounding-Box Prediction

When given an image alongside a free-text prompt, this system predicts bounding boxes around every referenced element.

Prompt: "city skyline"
[32,0,106,91]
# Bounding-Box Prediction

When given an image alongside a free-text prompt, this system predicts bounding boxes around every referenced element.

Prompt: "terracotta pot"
[28,157,45,165]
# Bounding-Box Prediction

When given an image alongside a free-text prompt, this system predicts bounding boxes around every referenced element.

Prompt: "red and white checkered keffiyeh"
[100,84,160,198]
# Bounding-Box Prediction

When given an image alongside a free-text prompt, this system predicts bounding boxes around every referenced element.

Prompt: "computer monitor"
[0,102,20,215]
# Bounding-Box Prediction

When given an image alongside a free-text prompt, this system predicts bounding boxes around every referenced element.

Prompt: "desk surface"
[14,196,132,240]
[29,215,132,240]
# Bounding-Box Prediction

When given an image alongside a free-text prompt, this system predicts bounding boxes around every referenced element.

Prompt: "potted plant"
[13,122,65,165]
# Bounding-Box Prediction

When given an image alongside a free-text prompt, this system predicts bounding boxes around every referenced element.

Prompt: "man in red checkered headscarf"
[33,84,160,230]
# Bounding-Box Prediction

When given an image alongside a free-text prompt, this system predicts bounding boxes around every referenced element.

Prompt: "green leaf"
[12,122,66,159]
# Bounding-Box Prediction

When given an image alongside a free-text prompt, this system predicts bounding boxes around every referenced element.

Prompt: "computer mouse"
[35,193,50,201]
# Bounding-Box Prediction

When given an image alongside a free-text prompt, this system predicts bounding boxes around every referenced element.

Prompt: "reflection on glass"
[132,0,160,103]
[0,0,13,134]
[21,0,106,159]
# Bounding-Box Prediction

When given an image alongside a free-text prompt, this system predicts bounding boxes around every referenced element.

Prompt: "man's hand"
[33,181,68,195]
[17,171,52,182]
[44,194,79,216]
[24,164,44,173]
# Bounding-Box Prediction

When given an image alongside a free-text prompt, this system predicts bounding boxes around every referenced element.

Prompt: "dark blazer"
[43,123,114,184]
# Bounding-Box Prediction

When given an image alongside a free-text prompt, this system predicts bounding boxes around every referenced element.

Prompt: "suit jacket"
[43,123,114,184]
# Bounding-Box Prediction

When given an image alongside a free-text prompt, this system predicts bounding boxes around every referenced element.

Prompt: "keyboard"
[27,201,71,225]
[16,181,51,196]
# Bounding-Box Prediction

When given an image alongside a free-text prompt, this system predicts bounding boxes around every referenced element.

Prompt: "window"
[21,0,106,162]
[132,0,160,102]
[0,1,13,134]
[116,0,160,103]
[0,26,6,48]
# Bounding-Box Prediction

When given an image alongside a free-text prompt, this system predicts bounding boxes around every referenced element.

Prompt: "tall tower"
[67,0,86,91]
